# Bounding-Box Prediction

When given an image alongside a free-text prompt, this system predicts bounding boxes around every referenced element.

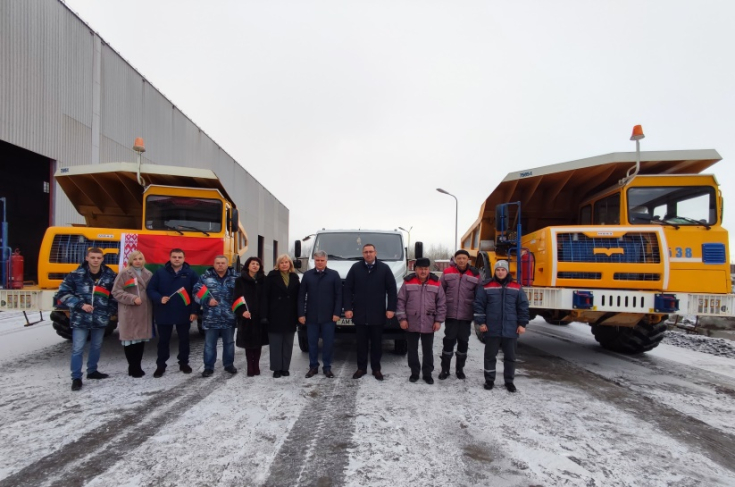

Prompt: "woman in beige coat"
[112,250,154,377]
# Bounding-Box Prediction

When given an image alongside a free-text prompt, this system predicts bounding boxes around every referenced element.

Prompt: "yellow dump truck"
[0,162,247,338]
[462,131,732,353]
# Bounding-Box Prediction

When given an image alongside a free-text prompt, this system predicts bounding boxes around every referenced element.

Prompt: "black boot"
[438,352,452,380]
[455,352,467,380]
[124,344,135,376]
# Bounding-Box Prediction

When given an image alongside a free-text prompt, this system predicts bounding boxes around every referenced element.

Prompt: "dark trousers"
[307,321,336,370]
[123,341,146,375]
[355,324,383,372]
[269,332,295,372]
[442,319,472,355]
[406,332,434,376]
[156,322,191,367]
[483,336,517,383]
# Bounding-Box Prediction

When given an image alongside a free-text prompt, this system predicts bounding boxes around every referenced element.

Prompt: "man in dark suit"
[343,243,398,381]
[298,250,342,378]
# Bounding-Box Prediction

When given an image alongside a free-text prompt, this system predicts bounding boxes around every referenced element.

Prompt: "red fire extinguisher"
[9,248,23,289]
[520,250,535,287]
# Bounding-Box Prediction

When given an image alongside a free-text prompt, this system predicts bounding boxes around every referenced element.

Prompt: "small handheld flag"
[195,286,211,304]
[231,296,248,313]
[123,278,137,289]
[93,286,110,299]
[176,288,191,306]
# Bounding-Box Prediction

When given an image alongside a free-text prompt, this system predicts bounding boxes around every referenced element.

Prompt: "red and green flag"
[195,286,211,304]
[123,277,137,289]
[177,288,191,306]
[93,286,110,298]
[232,296,248,313]
[120,233,224,275]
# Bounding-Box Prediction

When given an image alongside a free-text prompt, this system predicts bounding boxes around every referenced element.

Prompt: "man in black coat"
[298,250,342,378]
[343,243,398,381]
[147,248,200,377]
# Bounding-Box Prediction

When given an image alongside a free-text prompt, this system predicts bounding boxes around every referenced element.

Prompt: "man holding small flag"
[57,247,118,391]
[147,249,200,377]
[193,255,238,377]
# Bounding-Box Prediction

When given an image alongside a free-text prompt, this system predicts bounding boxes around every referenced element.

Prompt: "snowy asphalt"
[1,313,735,486]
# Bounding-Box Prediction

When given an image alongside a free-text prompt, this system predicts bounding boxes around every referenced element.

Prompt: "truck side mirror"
[228,208,239,234]
[294,240,302,258]
[414,241,423,259]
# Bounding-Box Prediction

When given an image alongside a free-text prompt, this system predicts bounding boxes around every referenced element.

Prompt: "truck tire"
[104,318,118,337]
[50,310,72,340]
[592,320,667,354]
[197,316,205,337]
[394,338,408,355]
[297,327,309,352]
[474,324,486,343]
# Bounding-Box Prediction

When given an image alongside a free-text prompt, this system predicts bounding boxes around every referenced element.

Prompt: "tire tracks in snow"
[263,347,357,487]
[519,342,735,474]
[0,367,225,487]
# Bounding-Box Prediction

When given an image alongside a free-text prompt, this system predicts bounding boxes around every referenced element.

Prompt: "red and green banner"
[93,286,110,298]
[120,233,223,275]
[232,296,248,313]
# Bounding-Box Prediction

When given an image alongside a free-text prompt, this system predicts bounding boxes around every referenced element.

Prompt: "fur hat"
[414,258,431,268]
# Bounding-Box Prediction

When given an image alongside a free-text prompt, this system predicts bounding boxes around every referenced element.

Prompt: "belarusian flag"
[93,286,110,298]
[177,288,191,305]
[123,278,137,289]
[119,233,223,274]
[195,286,211,304]
[231,296,248,313]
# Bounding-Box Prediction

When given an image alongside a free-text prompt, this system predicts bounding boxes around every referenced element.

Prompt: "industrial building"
[0,1,288,283]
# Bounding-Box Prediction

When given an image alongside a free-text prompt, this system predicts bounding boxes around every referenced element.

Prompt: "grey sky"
[63,0,735,253]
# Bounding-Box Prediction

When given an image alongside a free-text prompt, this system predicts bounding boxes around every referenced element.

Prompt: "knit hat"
[414,258,431,268]
[494,260,510,272]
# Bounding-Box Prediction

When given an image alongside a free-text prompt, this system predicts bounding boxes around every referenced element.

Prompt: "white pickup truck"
[293,229,413,354]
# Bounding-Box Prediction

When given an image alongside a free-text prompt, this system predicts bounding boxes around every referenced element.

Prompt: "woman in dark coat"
[261,254,300,378]
[234,257,267,376]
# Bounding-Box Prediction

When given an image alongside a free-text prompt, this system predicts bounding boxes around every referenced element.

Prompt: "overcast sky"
[63,0,735,253]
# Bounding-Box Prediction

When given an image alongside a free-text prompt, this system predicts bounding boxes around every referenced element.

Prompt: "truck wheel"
[474,324,486,343]
[50,310,72,340]
[592,320,667,354]
[394,338,408,355]
[197,317,205,337]
[104,318,118,337]
[297,327,309,352]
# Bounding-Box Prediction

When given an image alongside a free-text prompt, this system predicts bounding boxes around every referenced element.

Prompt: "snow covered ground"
[1,311,734,486]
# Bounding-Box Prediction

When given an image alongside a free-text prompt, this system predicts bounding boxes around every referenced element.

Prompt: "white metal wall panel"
[2,0,288,252]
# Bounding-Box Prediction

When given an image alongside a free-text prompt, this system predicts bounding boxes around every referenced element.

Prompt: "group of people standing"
[57,243,529,393]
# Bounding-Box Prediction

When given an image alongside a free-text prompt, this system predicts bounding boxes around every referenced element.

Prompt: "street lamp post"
[399,226,412,257]
[436,188,458,250]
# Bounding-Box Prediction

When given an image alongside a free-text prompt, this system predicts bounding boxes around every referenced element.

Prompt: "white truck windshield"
[313,232,404,261]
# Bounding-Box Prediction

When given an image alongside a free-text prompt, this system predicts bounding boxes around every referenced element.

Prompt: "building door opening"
[0,140,51,283]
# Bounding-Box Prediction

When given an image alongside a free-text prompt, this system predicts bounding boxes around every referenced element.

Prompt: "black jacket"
[261,270,300,334]
[343,259,397,326]
[147,262,200,325]
[234,271,268,348]
[298,267,342,324]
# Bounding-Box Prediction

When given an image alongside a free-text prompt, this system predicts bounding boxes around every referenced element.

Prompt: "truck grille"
[557,232,661,264]
[49,235,119,266]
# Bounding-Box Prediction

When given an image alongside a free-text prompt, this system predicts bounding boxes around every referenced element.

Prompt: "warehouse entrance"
[0,139,52,283]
